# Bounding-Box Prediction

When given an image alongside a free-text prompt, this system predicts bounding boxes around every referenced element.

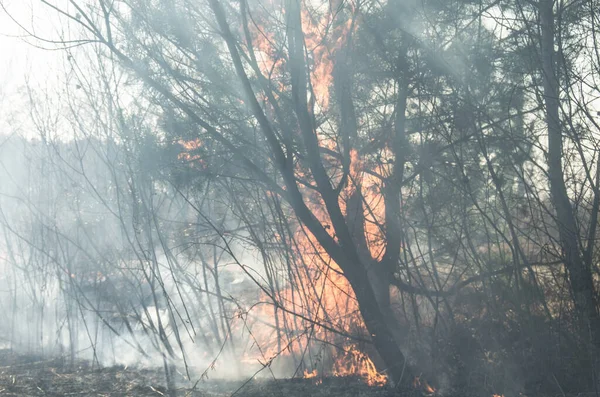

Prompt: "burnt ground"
[0,349,413,397]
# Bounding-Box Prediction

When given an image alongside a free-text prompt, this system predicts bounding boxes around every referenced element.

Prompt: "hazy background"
[2,0,600,396]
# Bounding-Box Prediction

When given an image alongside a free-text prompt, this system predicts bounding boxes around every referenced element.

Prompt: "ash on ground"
[0,349,415,396]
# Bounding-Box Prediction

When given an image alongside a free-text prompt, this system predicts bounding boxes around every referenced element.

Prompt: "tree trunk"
[339,254,413,386]
[345,172,410,380]
[540,0,600,351]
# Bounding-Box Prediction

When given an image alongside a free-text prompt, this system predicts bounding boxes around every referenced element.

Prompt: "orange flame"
[301,2,355,109]
[303,369,323,384]
[177,138,205,166]
[181,0,393,386]
[333,343,387,386]
[300,344,387,386]
[303,368,318,379]
[413,376,436,394]
[246,0,356,110]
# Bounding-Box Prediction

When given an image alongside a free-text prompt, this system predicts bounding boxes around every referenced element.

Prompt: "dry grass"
[0,350,420,397]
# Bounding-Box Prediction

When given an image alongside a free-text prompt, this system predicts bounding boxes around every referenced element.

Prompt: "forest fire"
[216,0,393,387]
[241,242,389,385]
[413,376,436,394]
[303,369,323,384]
[303,368,318,379]
[300,345,386,386]
[177,138,204,166]
[301,4,355,109]
[5,0,600,395]
[331,344,387,386]
[246,0,356,110]
[159,0,396,387]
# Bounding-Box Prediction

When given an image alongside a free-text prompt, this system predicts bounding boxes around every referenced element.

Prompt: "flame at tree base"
[301,344,387,386]
[332,344,388,386]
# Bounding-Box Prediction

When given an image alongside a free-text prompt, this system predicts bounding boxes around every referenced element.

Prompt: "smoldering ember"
[0,0,599,396]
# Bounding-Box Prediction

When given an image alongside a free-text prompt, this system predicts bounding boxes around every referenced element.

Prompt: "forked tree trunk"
[345,180,412,385]
[332,23,413,384]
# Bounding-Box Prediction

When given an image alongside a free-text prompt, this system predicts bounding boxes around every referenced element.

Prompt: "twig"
[151,385,166,396]
[552,373,566,397]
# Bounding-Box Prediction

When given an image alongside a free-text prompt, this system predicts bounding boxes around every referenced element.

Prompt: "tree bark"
[338,253,413,386]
